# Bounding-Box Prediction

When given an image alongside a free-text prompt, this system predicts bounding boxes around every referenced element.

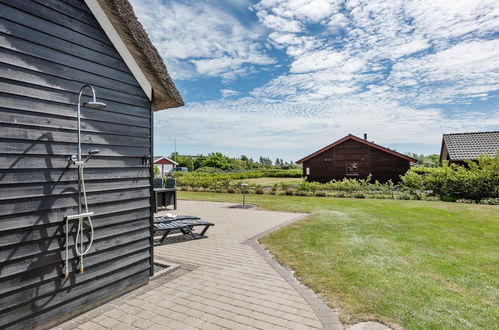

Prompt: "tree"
[201,152,231,170]
[275,158,281,166]
[185,156,194,172]
[194,155,206,170]
[263,157,272,168]
[407,153,440,167]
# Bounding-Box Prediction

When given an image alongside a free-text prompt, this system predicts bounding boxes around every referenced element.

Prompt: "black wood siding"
[0,1,153,329]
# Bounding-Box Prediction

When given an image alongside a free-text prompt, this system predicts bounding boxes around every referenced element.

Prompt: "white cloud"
[155,97,499,153]
[255,13,303,33]
[391,39,430,58]
[130,0,499,156]
[327,13,349,33]
[220,89,240,98]
[388,39,499,103]
[251,0,499,105]
[255,0,342,24]
[290,49,346,73]
[130,0,274,80]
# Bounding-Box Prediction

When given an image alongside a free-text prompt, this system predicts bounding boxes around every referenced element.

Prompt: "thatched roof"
[97,0,184,110]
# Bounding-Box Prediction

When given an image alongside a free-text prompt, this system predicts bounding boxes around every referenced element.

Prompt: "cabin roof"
[154,156,179,165]
[440,131,499,161]
[296,134,418,164]
[90,0,183,110]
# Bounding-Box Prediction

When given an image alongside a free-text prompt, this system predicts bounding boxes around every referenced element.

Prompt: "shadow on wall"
[0,26,151,327]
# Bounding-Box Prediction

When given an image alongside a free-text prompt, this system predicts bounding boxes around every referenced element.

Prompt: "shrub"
[355,192,366,198]
[254,185,264,194]
[400,154,499,202]
[195,166,224,173]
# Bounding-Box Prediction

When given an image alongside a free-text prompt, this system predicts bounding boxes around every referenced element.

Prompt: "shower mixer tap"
[69,149,100,166]
[63,85,106,278]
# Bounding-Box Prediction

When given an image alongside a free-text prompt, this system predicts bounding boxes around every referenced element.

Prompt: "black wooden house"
[0,0,183,328]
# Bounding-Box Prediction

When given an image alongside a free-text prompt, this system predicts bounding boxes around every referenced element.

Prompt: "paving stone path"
[55,200,342,330]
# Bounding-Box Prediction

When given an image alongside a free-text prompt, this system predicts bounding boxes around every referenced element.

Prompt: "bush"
[195,166,224,173]
[400,154,499,202]
[355,192,366,198]
[175,169,412,200]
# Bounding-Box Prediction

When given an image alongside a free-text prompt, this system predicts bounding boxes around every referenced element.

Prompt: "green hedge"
[173,156,499,204]
[401,154,499,202]
[174,171,409,200]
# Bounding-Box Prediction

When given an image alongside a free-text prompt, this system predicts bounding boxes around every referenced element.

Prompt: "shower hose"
[75,166,94,257]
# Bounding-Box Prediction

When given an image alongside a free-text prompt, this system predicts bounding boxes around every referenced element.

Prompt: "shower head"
[83,149,100,163]
[83,101,106,109]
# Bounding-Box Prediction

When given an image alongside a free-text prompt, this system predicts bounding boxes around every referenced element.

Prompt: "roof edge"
[296,134,418,164]
[90,0,184,110]
[443,130,499,136]
[154,156,179,165]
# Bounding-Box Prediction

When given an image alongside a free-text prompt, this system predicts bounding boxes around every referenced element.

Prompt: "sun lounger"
[153,216,214,243]
[154,214,201,223]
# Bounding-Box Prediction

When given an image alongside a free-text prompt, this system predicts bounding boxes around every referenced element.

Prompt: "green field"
[179,191,499,329]
[234,177,303,186]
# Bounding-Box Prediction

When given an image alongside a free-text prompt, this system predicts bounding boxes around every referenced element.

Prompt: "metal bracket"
[142,155,150,166]
[64,212,94,221]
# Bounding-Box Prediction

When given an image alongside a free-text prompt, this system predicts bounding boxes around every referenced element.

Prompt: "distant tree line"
[169,152,299,172]
[405,153,440,167]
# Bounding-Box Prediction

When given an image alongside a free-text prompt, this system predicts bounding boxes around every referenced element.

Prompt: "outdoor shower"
[64,84,106,278]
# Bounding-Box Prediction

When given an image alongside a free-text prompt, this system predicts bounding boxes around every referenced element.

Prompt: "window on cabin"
[306,167,310,175]
[346,162,359,175]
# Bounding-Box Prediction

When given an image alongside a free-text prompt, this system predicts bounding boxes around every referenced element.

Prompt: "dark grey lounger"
[153,217,214,243]
[154,214,201,223]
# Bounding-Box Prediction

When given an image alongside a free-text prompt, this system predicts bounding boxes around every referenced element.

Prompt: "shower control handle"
[69,155,78,165]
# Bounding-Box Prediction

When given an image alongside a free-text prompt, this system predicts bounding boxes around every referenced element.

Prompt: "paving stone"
[131,318,156,329]
[70,315,91,325]
[167,311,190,322]
[58,321,79,330]
[53,200,341,330]
[76,322,102,330]
[94,315,121,329]
[136,310,157,320]
[118,304,142,315]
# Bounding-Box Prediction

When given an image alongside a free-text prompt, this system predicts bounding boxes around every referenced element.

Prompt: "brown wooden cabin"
[440,131,499,166]
[296,134,417,183]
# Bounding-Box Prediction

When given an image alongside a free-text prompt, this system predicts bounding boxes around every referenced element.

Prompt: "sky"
[129,0,499,162]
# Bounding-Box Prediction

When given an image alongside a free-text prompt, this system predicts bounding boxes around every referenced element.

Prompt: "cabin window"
[346,162,359,176]
[306,167,310,175]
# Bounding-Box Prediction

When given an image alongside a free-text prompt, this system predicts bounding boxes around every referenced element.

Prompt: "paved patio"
[55,200,342,330]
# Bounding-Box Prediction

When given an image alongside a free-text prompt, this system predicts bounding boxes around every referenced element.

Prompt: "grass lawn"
[179,191,499,329]
[234,177,303,186]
